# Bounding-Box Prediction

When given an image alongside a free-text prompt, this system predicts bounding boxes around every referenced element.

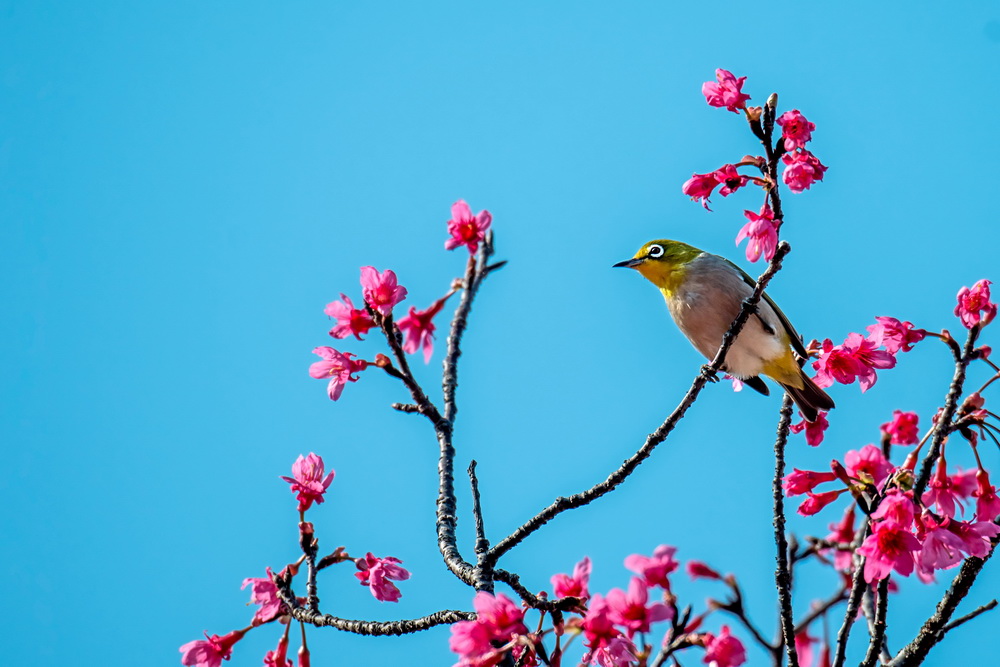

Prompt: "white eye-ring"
[647,244,664,258]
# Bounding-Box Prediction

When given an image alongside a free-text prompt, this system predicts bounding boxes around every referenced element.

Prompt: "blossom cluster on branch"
[181,70,1000,667]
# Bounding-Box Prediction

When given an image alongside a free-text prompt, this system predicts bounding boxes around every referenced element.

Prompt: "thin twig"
[793,586,849,635]
[772,395,799,667]
[486,242,793,564]
[493,569,582,612]
[940,599,997,633]
[861,578,890,667]
[468,460,494,593]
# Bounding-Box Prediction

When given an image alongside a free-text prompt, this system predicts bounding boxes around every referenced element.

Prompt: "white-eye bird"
[614,239,834,421]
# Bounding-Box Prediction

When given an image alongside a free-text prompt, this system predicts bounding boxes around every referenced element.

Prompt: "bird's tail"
[779,366,835,422]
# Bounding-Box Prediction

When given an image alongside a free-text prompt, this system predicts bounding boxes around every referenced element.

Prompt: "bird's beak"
[613,257,645,269]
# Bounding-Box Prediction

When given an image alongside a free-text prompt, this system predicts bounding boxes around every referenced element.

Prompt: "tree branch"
[772,394,798,667]
[887,540,998,666]
[860,578,890,667]
[486,242,794,564]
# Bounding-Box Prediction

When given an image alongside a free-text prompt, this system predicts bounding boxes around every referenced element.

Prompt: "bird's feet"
[700,365,720,382]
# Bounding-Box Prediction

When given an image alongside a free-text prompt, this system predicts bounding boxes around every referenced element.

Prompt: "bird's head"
[613,239,702,291]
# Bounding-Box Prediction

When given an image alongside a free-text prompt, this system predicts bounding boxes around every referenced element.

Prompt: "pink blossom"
[845,444,894,487]
[308,346,368,401]
[857,520,921,582]
[263,631,292,667]
[450,592,529,665]
[550,556,591,600]
[776,110,815,151]
[179,629,247,667]
[781,149,827,193]
[735,204,778,263]
[825,506,857,571]
[701,69,751,113]
[866,317,925,354]
[714,164,749,197]
[582,594,637,666]
[624,544,679,589]
[360,266,407,317]
[586,637,636,667]
[950,468,979,498]
[445,200,492,254]
[789,411,829,446]
[280,453,335,513]
[241,567,283,625]
[794,629,819,667]
[324,294,376,340]
[797,489,844,516]
[955,279,997,329]
[783,469,837,496]
[605,577,673,638]
[917,515,966,572]
[812,333,895,392]
[686,560,723,581]
[972,469,1000,521]
[702,625,747,667]
[354,553,410,602]
[946,520,1000,558]
[396,294,452,363]
[870,490,916,526]
[921,456,963,518]
[880,411,919,445]
[682,172,720,209]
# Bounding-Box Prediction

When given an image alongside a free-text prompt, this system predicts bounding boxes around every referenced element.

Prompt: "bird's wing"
[723,257,809,360]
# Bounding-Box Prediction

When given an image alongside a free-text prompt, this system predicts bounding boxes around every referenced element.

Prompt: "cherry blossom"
[701,69,751,113]
[624,544,679,589]
[241,567,283,625]
[866,317,925,354]
[790,411,829,446]
[857,520,921,582]
[354,553,411,602]
[605,577,673,637]
[702,625,747,667]
[325,294,375,340]
[445,200,492,254]
[360,266,407,317]
[776,110,815,151]
[955,279,997,329]
[308,346,368,400]
[179,629,247,667]
[550,556,591,600]
[396,293,452,363]
[735,204,778,263]
[781,149,827,193]
[880,410,919,445]
[280,453,335,513]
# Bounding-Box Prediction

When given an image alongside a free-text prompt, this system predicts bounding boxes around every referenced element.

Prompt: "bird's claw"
[701,365,720,382]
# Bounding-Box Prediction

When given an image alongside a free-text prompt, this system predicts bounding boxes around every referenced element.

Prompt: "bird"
[613,239,834,421]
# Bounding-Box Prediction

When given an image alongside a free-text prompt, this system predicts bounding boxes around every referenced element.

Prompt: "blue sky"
[3,2,1000,665]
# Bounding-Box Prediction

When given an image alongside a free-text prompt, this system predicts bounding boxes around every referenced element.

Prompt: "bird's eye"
[647,244,664,258]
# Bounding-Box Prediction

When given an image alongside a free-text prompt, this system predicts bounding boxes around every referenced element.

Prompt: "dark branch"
[494,568,582,612]
[772,395,798,667]
[913,325,980,499]
[468,460,494,593]
[887,540,998,666]
[486,242,793,564]
[861,578,890,667]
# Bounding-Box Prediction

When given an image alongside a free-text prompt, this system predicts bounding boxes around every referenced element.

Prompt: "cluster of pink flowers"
[690,69,829,268]
[784,441,1000,583]
[681,163,750,210]
[775,110,827,192]
[449,592,533,667]
[311,201,494,401]
[812,316,925,393]
[542,547,746,667]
